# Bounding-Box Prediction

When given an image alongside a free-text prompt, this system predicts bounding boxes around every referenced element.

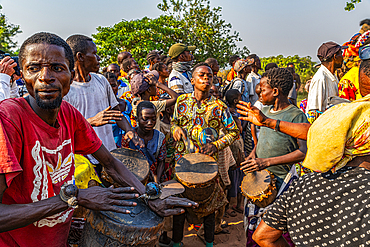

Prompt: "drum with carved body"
[79,198,164,247]
[241,170,277,208]
[101,148,149,187]
[175,153,218,202]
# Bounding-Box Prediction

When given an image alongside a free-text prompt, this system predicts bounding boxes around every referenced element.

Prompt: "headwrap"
[302,95,370,173]
[172,61,193,73]
[355,30,370,48]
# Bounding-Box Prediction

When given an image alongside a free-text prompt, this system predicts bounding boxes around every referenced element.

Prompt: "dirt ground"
[164,211,246,247]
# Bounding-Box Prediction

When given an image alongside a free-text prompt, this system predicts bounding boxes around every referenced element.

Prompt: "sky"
[1,0,370,62]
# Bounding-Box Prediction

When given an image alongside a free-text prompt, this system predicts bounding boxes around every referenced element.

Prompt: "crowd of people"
[0,17,369,247]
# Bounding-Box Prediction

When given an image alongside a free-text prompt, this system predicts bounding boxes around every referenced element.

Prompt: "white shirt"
[63,73,119,154]
[246,71,261,105]
[0,73,19,101]
[168,70,193,94]
[306,65,339,113]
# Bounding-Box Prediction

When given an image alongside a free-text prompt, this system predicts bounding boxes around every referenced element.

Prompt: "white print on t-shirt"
[31,140,74,228]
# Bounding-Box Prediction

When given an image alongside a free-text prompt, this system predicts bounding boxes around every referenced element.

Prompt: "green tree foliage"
[260,55,318,84]
[0,5,21,54]
[93,15,184,67]
[158,0,249,67]
[93,0,249,68]
[345,0,361,11]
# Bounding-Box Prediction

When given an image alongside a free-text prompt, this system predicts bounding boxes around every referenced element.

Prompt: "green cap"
[168,43,196,59]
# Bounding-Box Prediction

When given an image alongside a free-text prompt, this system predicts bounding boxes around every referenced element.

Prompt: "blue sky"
[2,0,370,62]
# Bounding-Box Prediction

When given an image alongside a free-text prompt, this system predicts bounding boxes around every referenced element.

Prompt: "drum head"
[242,170,271,197]
[175,153,218,186]
[111,148,149,182]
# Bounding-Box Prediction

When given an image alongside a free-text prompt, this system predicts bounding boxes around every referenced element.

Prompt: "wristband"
[60,184,79,208]
[274,120,281,132]
[138,182,162,205]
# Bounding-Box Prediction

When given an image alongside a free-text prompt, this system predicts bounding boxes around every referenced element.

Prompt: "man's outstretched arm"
[253,219,290,247]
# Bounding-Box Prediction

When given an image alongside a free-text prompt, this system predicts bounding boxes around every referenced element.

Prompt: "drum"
[101,148,149,187]
[175,153,218,202]
[79,198,164,247]
[241,170,277,208]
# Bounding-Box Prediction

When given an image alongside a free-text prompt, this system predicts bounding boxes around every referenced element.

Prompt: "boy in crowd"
[240,68,308,246]
[227,55,241,82]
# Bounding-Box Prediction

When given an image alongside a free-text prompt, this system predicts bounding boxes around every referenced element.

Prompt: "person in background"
[231,59,253,103]
[286,67,297,106]
[0,56,18,101]
[299,80,311,113]
[153,62,170,98]
[209,84,221,99]
[168,43,196,94]
[122,101,166,183]
[107,63,129,97]
[117,51,132,80]
[287,62,301,92]
[121,57,140,79]
[227,55,241,82]
[306,41,345,123]
[104,72,132,148]
[145,50,161,72]
[205,57,221,86]
[246,54,262,105]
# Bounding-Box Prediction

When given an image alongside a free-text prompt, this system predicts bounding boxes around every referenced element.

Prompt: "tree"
[93,15,184,67]
[0,5,21,54]
[158,0,249,67]
[345,0,361,11]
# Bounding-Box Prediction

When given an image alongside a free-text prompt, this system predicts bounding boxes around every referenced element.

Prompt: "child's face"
[259,77,277,105]
[209,85,220,99]
[109,79,118,95]
[234,94,242,106]
[138,108,156,132]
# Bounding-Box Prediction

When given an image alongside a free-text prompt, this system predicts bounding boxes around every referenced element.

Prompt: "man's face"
[259,77,276,105]
[244,65,252,74]
[359,69,370,97]
[130,59,140,71]
[179,51,194,62]
[254,57,261,70]
[107,64,120,78]
[22,43,72,109]
[83,41,100,73]
[209,85,220,99]
[191,66,213,92]
[137,108,156,132]
[334,51,344,70]
[108,78,118,95]
[211,62,220,76]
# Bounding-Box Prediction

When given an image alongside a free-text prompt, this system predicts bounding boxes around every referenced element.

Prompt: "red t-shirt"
[0,98,102,247]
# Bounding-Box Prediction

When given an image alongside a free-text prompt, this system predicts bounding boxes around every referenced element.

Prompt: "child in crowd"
[122,101,167,183]
[252,83,265,140]
[103,72,132,147]
[209,84,221,99]
[224,89,245,216]
[153,62,170,98]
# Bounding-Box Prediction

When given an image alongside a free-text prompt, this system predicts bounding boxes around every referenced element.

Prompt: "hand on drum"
[200,143,218,156]
[240,158,270,173]
[148,197,198,217]
[77,186,139,214]
[236,101,267,127]
[88,106,123,127]
[173,127,187,142]
[124,130,145,148]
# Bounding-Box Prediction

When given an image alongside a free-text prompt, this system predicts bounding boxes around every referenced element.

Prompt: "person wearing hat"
[130,71,178,132]
[168,43,196,94]
[306,41,345,123]
[230,58,253,103]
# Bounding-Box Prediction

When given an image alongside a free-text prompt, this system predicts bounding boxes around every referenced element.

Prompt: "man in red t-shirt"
[0,32,197,247]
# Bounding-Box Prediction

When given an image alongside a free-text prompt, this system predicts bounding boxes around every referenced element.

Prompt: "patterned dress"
[171,93,239,162]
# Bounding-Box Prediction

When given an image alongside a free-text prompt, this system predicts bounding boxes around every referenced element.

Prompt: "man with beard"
[64,34,141,171]
[0,32,197,247]
[168,43,196,94]
[306,41,345,123]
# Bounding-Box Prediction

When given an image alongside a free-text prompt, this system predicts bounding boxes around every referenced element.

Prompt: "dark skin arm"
[156,160,165,183]
[253,220,289,247]
[146,73,179,108]
[92,145,198,217]
[251,123,258,146]
[237,101,310,140]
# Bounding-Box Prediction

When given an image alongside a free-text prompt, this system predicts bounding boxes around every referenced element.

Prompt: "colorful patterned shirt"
[171,93,239,162]
[338,66,362,101]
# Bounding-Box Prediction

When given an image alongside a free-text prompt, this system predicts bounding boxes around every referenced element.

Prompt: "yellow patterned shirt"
[171,93,239,162]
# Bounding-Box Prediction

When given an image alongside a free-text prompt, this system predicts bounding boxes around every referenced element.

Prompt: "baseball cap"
[317,42,348,62]
[168,43,196,59]
[234,58,254,72]
[130,71,159,96]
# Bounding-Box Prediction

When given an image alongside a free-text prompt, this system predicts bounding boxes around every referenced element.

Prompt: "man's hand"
[0,56,17,76]
[78,186,139,214]
[87,106,123,127]
[124,130,145,148]
[240,158,270,173]
[148,197,198,217]
[201,143,218,156]
[173,127,187,142]
[236,101,267,126]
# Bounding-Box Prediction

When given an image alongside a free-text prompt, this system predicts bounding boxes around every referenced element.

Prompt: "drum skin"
[102,148,149,187]
[241,170,277,208]
[79,198,164,247]
[175,153,218,202]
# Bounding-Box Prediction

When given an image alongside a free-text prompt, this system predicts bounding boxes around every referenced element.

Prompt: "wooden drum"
[241,170,277,208]
[175,153,218,202]
[79,198,164,247]
[101,148,149,187]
